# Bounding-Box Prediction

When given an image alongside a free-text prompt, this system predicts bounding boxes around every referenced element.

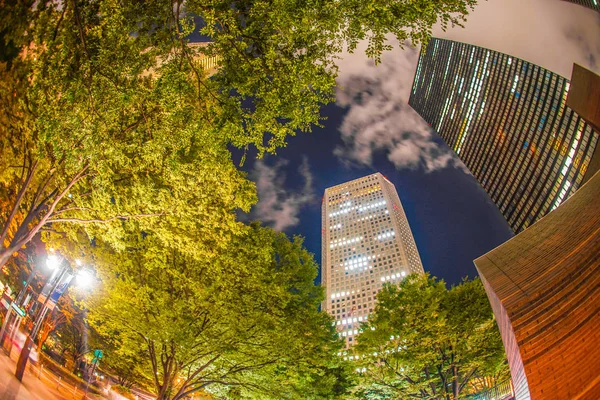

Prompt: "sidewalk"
[0,348,104,400]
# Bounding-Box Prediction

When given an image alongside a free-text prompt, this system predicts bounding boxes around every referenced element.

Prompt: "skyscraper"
[562,0,600,13]
[409,38,599,233]
[321,173,424,347]
[188,42,221,73]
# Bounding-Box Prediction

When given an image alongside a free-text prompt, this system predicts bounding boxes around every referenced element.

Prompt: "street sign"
[94,349,103,359]
[38,270,73,309]
[49,272,73,303]
[10,302,26,317]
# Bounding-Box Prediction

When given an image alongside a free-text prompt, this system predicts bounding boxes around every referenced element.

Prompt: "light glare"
[46,255,59,270]
[76,270,94,289]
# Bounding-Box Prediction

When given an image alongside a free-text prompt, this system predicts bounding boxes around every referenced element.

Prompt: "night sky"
[240,103,513,286]
[238,0,600,286]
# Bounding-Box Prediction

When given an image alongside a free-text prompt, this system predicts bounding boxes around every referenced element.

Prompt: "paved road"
[0,350,68,400]
[0,348,104,400]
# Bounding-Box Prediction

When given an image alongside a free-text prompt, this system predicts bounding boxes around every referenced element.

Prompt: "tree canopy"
[351,274,508,400]
[62,224,344,400]
[0,0,476,267]
[1,0,480,397]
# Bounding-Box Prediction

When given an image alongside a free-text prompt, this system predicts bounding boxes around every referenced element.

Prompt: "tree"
[352,274,508,400]
[101,338,151,390]
[49,300,91,374]
[0,0,476,268]
[0,250,31,295]
[70,224,344,400]
[37,293,78,349]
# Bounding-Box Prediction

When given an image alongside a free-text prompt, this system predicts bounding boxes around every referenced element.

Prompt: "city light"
[46,255,60,270]
[76,269,94,289]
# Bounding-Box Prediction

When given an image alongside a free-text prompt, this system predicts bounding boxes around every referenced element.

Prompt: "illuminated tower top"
[321,173,424,348]
[409,38,599,233]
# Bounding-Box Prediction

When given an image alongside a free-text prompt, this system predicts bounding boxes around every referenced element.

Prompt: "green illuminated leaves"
[352,275,508,400]
[79,224,344,399]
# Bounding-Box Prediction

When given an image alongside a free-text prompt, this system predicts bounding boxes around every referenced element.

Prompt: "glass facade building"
[409,38,599,233]
[321,173,424,348]
[188,42,221,73]
[562,0,600,13]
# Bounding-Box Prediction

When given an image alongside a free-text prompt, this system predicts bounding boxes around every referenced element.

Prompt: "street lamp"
[0,253,61,351]
[76,269,94,289]
[15,253,95,381]
[46,255,60,270]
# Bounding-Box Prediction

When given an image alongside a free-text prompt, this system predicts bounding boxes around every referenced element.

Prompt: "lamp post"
[14,254,94,381]
[15,255,68,381]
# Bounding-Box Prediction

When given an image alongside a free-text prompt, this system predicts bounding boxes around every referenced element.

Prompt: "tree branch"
[457,367,478,395]
[0,158,38,246]
[173,353,222,400]
[3,166,90,258]
[46,212,165,224]
[148,340,161,391]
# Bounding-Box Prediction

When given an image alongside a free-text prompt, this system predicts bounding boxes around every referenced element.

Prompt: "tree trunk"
[452,365,459,400]
[156,383,173,400]
[0,164,89,270]
[37,328,50,350]
[0,250,15,270]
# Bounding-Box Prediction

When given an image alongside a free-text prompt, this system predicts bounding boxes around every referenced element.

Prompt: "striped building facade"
[409,38,599,233]
[562,0,600,13]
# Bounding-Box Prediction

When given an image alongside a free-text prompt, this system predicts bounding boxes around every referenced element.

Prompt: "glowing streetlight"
[76,269,94,289]
[46,255,60,270]
[15,253,97,382]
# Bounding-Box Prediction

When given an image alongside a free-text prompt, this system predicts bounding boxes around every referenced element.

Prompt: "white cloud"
[334,42,466,172]
[434,0,600,78]
[249,157,315,231]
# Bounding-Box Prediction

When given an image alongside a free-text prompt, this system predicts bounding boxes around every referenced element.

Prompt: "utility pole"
[84,349,103,398]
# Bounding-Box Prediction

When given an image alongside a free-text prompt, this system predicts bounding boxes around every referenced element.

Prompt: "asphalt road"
[0,347,105,400]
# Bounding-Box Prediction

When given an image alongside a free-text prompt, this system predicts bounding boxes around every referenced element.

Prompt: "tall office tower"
[321,173,424,348]
[409,38,599,233]
[562,0,600,13]
[188,42,221,73]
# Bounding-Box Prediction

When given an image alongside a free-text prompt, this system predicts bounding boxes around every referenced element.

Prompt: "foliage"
[111,384,137,400]
[99,330,152,390]
[352,274,508,400]
[1,0,478,395]
[52,298,90,373]
[0,0,476,268]
[65,224,345,400]
[0,250,31,295]
[37,292,78,349]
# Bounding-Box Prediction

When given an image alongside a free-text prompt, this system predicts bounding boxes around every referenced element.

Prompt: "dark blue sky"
[240,102,514,286]
[215,0,600,286]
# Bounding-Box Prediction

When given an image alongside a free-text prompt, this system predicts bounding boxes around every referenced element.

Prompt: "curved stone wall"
[474,170,600,400]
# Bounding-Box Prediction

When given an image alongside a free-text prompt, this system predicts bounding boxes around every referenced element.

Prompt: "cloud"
[434,0,600,78]
[249,157,315,231]
[334,42,466,172]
